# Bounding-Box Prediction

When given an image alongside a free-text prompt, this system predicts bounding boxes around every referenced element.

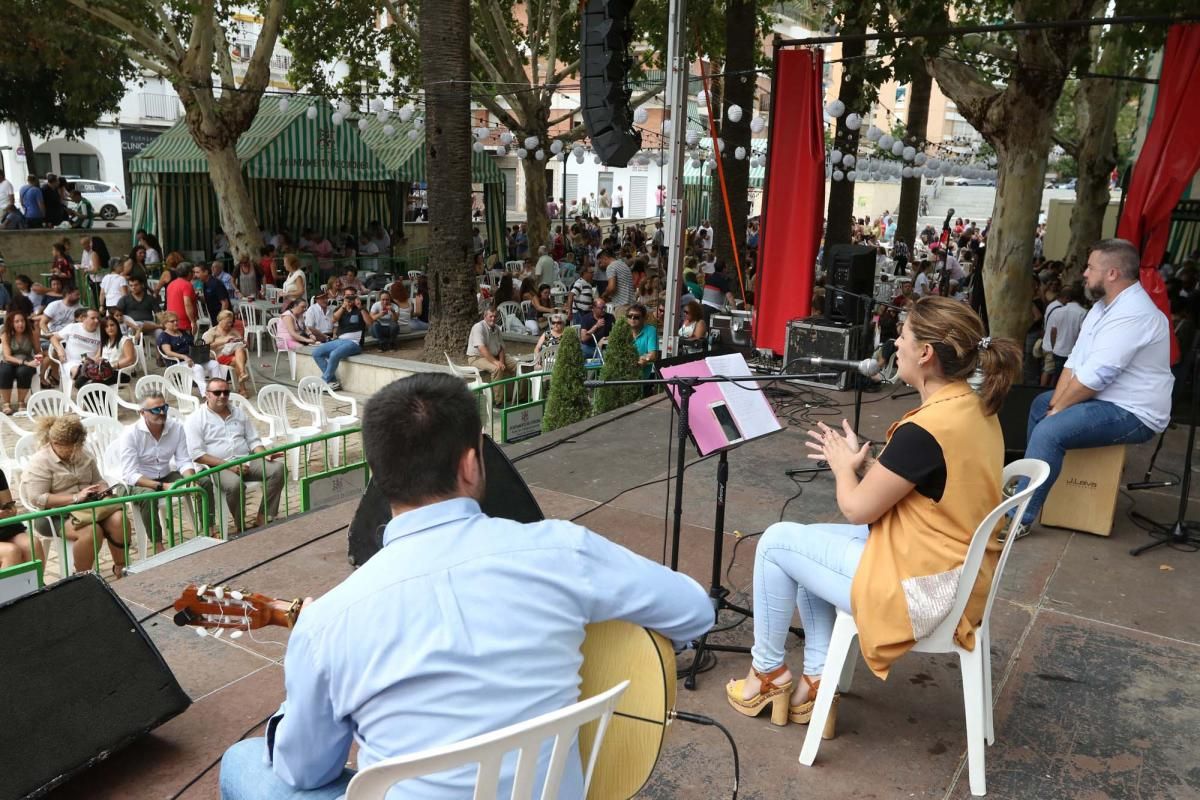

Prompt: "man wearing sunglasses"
[185,377,285,532]
[116,389,196,551]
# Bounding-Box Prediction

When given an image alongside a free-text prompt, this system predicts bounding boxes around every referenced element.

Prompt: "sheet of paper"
[706,353,783,441]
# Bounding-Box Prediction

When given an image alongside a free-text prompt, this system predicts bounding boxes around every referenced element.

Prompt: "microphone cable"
[671,710,741,800]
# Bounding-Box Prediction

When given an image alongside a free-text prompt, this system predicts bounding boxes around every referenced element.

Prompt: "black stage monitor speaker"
[581,0,642,165]
[824,244,875,324]
[349,435,545,566]
[998,384,1045,464]
[0,573,190,799]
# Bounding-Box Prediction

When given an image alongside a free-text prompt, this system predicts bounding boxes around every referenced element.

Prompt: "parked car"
[1053,178,1077,190]
[71,179,128,220]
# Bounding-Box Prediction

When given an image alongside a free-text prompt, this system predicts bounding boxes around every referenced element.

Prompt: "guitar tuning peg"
[214,586,225,601]
[230,630,244,639]
[194,628,209,638]
[197,584,208,597]
[230,590,244,601]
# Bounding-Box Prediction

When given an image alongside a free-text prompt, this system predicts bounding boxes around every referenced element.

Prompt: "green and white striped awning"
[131,96,391,182]
[683,158,765,188]
[356,116,505,185]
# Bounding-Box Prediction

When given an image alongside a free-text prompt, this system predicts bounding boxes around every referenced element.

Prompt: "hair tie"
[978,336,992,351]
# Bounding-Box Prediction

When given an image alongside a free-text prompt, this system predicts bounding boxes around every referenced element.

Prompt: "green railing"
[469,370,550,443]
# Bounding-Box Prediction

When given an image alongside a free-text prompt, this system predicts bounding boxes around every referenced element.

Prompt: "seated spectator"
[626,304,659,379]
[203,310,252,390]
[578,299,614,359]
[157,312,224,393]
[534,313,567,367]
[1,311,39,414]
[303,290,334,340]
[94,315,136,389]
[312,288,373,391]
[0,468,41,568]
[340,266,366,295]
[466,305,517,404]
[280,300,321,351]
[527,284,557,334]
[370,292,401,351]
[389,282,428,333]
[1018,240,1173,540]
[116,275,161,335]
[22,414,130,575]
[568,264,596,324]
[413,275,430,327]
[50,307,102,389]
[185,377,285,532]
[118,388,196,553]
[678,300,707,353]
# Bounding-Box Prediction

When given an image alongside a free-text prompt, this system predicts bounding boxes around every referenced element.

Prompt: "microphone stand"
[586,372,830,689]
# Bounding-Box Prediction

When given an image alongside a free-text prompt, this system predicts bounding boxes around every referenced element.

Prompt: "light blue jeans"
[751,522,868,676]
[220,738,353,800]
[311,339,361,383]
[1021,391,1155,525]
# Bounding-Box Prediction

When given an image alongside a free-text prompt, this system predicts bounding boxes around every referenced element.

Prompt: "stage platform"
[46,384,1200,800]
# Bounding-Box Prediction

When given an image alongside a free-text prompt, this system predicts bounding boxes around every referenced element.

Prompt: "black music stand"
[588,356,829,689]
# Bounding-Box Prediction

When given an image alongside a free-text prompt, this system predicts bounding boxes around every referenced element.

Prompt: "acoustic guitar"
[173,584,676,799]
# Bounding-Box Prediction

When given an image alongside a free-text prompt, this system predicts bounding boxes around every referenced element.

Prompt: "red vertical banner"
[753,47,824,354]
[1116,24,1200,364]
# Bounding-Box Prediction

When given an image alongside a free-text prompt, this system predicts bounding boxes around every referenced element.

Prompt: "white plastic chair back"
[114,336,141,390]
[295,377,336,427]
[267,317,298,381]
[264,285,282,303]
[76,383,119,419]
[13,433,39,471]
[195,304,212,333]
[26,390,79,420]
[163,364,197,403]
[407,270,424,281]
[256,385,321,474]
[344,681,629,800]
[444,353,483,385]
[497,301,521,321]
[229,393,278,443]
[238,302,267,357]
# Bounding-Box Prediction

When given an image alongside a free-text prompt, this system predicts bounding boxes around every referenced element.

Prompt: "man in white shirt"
[303,292,334,340]
[1044,282,1088,384]
[696,220,714,249]
[0,169,13,215]
[1018,239,1172,537]
[535,246,557,287]
[119,389,195,549]
[50,306,102,386]
[612,186,625,219]
[466,306,516,403]
[185,376,285,531]
[41,286,83,336]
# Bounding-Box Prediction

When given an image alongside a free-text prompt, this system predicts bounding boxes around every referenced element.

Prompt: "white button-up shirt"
[304,303,334,337]
[1066,282,1173,432]
[118,416,194,483]
[184,404,263,462]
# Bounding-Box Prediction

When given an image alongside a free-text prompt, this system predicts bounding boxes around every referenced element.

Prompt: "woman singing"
[726,297,1021,735]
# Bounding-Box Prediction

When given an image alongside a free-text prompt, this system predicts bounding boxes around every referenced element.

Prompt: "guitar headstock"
[172,584,301,639]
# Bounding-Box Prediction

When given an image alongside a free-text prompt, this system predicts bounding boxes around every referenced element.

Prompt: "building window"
[895,86,907,109]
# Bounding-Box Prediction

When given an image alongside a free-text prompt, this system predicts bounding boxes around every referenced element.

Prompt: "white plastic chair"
[113,335,142,394]
[799,458,1052,797]
[296,377,359,468]
[230,392,279,444]
[164,364,203,409]
[344,681,629,800]
[23,390,80,420]
[81,416,126,484]
[76,382,140,419]
[444,353,494,432]
[255,385,322,476]
[264,285,282,303]
[505,260,524,273]
[195,304,212,335]
[45,347,74,400]
[134,375,184,416]
[238,302,267,358]
[0,414,32,483]
[497,301,522,322]
[406,270,424,282]
[267,318,298,381]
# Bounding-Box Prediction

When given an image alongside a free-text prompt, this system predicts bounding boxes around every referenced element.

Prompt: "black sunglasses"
[142,405,169,416]
[626,314,643,320]
[208,389,231,397]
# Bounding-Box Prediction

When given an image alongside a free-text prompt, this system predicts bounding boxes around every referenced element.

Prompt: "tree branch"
[926,52,1003,134]
[64,0,179,66]
[235,0,286,105]
[470,37,510,87]
[152,4,186,62]
[528,0,543,88]
[215,24,237,91]
[1052,132,1079,157]
[475,94,523,132]
[480,0,525,85]
[541,1,563,106]
[549,57,580,86]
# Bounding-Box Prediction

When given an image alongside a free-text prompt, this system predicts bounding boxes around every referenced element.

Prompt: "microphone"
[804,356,881,377]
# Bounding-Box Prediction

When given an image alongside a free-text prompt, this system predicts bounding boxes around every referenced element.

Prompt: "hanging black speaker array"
[581,0,642,166]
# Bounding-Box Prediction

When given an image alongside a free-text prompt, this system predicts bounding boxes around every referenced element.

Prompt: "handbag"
[80,356,115,383]
[68,486,124,527]
[189,342,211,363]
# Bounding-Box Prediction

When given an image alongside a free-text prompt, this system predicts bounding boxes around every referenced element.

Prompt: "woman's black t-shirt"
[877,422,947,501]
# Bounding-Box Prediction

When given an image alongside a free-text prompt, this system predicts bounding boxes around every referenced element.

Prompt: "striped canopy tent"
[130,96,478,260]
[357,116,508,260]
[681,154,766,229]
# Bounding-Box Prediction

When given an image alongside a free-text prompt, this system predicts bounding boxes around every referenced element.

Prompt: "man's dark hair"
[364,374,481,506]
[1089,238,1140,281]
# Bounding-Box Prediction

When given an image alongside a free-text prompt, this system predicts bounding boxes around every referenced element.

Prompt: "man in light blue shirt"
[219,373,713,799]
[1018,239,1172,536]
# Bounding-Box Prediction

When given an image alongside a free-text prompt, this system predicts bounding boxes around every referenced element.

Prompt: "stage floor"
[47,384,1200,800]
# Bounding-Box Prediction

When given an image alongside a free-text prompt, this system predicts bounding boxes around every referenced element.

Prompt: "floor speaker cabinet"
[349,435,545,566]
[998,384,1045,464]
[709,311,756,355]
[824,244,876,324]
[783,317,862,391]
[0,573,190,799]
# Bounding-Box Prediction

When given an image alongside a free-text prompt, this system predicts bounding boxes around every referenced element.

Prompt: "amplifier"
[710,311,755,354]
[783,317,862,390]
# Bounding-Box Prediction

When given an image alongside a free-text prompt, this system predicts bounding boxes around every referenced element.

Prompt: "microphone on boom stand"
[801,356,881,377]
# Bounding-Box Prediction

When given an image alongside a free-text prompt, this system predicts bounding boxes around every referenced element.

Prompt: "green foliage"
[542,326,590,433]
[0,5,136,143]
[592,318,641,414]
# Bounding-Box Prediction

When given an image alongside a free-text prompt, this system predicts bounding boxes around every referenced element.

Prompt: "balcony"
[140,92,182,121]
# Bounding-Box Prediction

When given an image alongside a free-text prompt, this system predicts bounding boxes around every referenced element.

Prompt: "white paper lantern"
[878,134,894,150]
[842,154,856,168]
[593,155,601,165]
[500,131,514,145]
[473,127,487,140]
[830,149,842,164]
[372,98,385,113]
[523,135,539,150]
[914,153,926,166]
[847,170,857,181]
[825,99,845,118]
[571,143,584,155]
[865,125,882,142]
[331,112,344,126]
[305,105,317,121]
[844,113,862,131]
[407,129,420,140]
[691,158,702,168]
[534,149,545,161]
[516,148,528,159]
[735,146,746,160]
[750,116,766,134]
[696,89,708,105]
[550,139,564,155]
[891,140,905,156]
[716,138,726,152]
[663,119,673,134]
[727,104,743,123]
[707,158,718,170]
[472,141,484,153]
[926,158,940,170]
[398,106,414,122]
[358,118,368,132]
[638,154,651,165]
[633,107,649,124]
[414,117,424,129]
[575,153,585,164]
[278,97,290,114]
[832,169,844,182]
[337,100,351,115]
[902,146,916,161]
[902,166,914,179]
[383,124,396,137]
[376,109,389,123]
[686,129,700,147]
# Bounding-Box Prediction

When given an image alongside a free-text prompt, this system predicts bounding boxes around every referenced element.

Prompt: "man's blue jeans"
[311,339,360,384]
[219,738,353,800]
[1021,391,1155,525]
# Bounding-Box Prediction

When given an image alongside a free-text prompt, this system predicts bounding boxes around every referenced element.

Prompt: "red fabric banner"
[753,48,824,354]
[1116,23,1200,363]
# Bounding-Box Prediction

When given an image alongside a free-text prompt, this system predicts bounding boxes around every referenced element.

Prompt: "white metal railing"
[141,93,182,121]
